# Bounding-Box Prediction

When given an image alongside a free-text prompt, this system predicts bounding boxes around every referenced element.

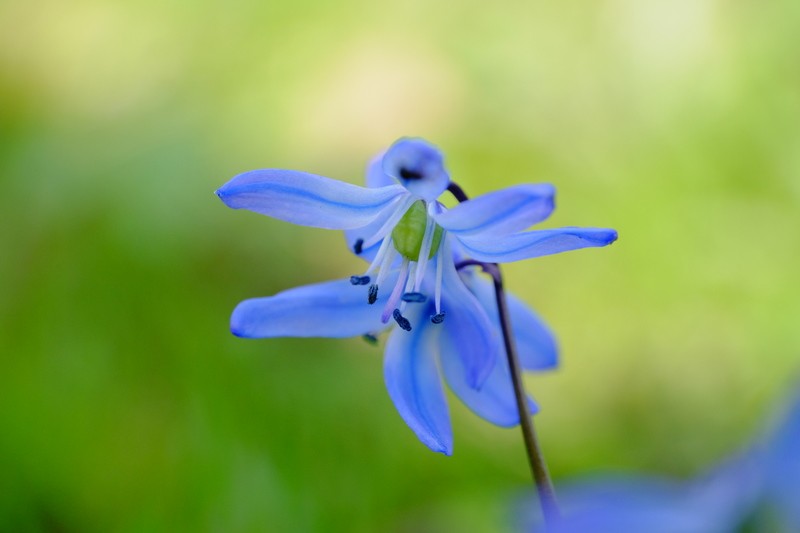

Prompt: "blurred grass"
[1,0,799,531]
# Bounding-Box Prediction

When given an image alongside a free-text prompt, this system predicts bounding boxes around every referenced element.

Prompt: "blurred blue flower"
[528,385,800,532]
[217,137,617,455]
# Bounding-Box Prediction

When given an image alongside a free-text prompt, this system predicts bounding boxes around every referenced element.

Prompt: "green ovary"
[391,201,444,261]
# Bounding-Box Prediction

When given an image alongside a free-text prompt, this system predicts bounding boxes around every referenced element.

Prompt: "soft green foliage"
[1,0,799,531]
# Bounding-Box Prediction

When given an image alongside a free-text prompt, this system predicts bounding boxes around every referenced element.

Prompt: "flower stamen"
[368,284,378,304]
[381,258,409,323]
[373,245,398,295]
[413,208,436,292]
[392,309,412,331]
[364,235,394,277]
[399,262,417,315]
[434,238,444,316]
[360,195,416,250]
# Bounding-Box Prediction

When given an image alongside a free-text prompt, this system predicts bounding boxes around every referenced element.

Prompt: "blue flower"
[530,385,800,532]
[217,137,617,455]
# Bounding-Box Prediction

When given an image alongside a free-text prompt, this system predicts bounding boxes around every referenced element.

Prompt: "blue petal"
[433,184,555,237]
[343,198,402,261]
[764,386,800,528]
[216,169,406,229]
[457,227,618,263]
[685,453,764,531]
[461,271,558,370]
[546,477,718,533]
[365,150,395,189]
[440,342,539,427]
[231,277,394,338]
[384,318,453,455]
[439,239,499,389]
[382,138,450,202]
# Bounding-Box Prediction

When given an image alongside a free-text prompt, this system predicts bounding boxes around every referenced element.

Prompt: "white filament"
[434,236,445,314]
[364,234,393,277]
[381,258,409,323]
[413,211,436,292]
[360,195,415,250]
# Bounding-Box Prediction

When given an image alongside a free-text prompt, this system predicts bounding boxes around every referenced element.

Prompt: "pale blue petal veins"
[231,276,395,338]
[382,138,450,201]
[384,317,453,455]
[433,184,556,237]
[440,343,539,427]
[457,227,618,263]
[439,239,498,389]
[462,271,558,371]
[216,169,406,229]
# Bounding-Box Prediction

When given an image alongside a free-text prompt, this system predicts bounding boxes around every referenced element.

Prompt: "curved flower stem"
[446,182,470,203]
[449,182,560,527]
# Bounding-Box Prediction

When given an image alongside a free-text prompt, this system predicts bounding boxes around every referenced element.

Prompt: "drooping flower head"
[217,138,617,455]
[382,137,450,201]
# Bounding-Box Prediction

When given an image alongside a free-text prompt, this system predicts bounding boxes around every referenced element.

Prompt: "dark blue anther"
[362,333,378,345]
[431,312,445,324]
[392,309,412,331]
[368,284,378,304]
[350,275,370,285]
[401,292,427,303]
[353,238,364,255]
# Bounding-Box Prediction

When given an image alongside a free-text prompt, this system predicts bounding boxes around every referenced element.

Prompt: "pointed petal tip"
[230,321,251,338]
[535,357,559,372]
[425,436,453,456]
[528,396,541,415]
[229,302,256,338]
[484,396,540,429]
[575,227,618,246]
[467,374,484,391]
[214,183,237,209]
[532,182,556,199]
[467,358,496,391]
[230,326,249,338]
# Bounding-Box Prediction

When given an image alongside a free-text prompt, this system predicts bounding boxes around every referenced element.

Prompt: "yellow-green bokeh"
[1,0,798,531]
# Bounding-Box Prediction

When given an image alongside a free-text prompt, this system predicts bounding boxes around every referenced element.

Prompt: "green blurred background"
[1,0,798,531]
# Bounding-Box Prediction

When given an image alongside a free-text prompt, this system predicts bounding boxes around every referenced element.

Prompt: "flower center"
[350,198,447,331]
[391,201,443,261]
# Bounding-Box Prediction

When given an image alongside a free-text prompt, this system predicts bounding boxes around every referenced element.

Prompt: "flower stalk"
[451,183,560,527]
